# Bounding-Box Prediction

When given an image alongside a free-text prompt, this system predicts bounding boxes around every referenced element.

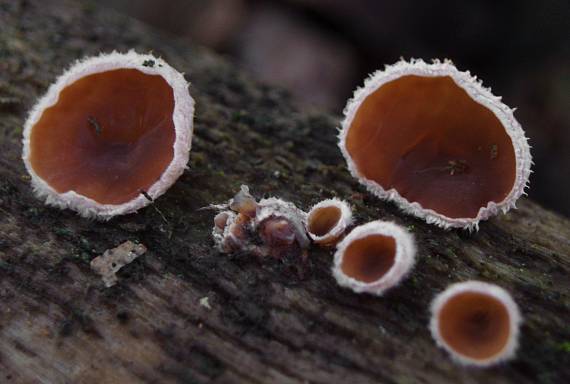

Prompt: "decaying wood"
[1,1,569,383]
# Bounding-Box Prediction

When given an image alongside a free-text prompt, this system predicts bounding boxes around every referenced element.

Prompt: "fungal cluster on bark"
[210,181,522,366]
[212,186,357,260]
[23,53,528,370]
[22,51,194,219]
[212,185,311,259]
[339,59,532,230]
[212,186,417,296]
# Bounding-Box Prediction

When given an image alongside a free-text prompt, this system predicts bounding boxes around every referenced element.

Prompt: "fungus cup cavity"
[430,281,521,367]
[22,51,194,219]
[333,220,415,295]
[306,198,352,246]
[339,59,531,230]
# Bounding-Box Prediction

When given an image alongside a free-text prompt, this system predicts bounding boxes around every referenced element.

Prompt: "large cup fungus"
[430,281,521,366]
[333,220,416,295]
[22,51,194,219]
[339,59,531,229]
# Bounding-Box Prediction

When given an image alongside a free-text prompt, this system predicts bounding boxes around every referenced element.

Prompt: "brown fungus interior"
[346,75,516,219]
[340,234,396,283]
[308,206,341,237]
[29,68,175,205]
[438,292,510,360]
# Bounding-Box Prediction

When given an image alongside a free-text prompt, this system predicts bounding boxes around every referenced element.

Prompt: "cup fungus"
[22,51,194,219]
[430,281,521,367]
[333,220,415,295]
[339,59,532,229]
[305,198,352,246]
[212,186,309,258]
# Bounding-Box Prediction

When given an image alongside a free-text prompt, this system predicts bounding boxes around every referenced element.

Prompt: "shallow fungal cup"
[22,51,194,219]
[305,198,352,246]
[339,59,532,230]
[332,220,416,296]
[430,281,521,367]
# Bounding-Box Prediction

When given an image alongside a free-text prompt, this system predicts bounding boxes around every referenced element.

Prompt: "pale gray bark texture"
[1,1,569,383]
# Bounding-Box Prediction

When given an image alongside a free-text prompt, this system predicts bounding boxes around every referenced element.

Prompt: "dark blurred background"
[101,0,570,217]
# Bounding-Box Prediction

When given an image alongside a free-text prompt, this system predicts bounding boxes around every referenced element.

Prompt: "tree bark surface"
[0,1,569,383]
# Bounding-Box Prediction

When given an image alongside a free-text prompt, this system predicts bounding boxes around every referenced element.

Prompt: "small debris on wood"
[90,241,147,287]
[199,296,212,310]
[446,160,469,175]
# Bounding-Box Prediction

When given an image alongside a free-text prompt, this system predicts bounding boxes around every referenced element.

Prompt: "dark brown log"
[1,1,569,383]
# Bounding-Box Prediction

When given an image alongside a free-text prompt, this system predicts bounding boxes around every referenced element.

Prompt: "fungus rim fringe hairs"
[332,220,416,296]
[430,281,522,367]
[339,59,532,230]
[22,51,194,219]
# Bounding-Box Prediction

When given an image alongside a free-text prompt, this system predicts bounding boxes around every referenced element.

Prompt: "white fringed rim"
[22,51,195,220]
[430,281,522,367]
[338,59,532,231]
[332,220,416,296]
[306,198,352,245]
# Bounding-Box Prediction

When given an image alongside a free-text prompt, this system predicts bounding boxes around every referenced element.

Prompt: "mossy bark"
[1,1,569,383]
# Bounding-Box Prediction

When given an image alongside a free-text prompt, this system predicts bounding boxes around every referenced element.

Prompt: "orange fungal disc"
[339,59,531,229]
[430,281,521,367]
[305,198,352,246]
[333,220,416,296]
[22,51,194,219]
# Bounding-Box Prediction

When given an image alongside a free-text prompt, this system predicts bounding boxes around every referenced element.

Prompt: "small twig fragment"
[140,190,169,225]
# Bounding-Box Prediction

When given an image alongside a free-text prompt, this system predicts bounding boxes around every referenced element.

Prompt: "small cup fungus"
[332,220,416,295]
[305,198,352,246]
[339,59,532,229]
[430,281,521,367]
[22,51,194,219]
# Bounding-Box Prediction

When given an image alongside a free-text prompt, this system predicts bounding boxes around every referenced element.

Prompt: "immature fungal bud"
[229,185,258,218]
[305,198,352,246]
[255,197,310,256]
[339,59,532,230]
[22,51,194,219]
[212,186,310,258]
[333,220,415,295]
[214,211,234,231]
[430,281,521,367]
[212,210,239,252]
